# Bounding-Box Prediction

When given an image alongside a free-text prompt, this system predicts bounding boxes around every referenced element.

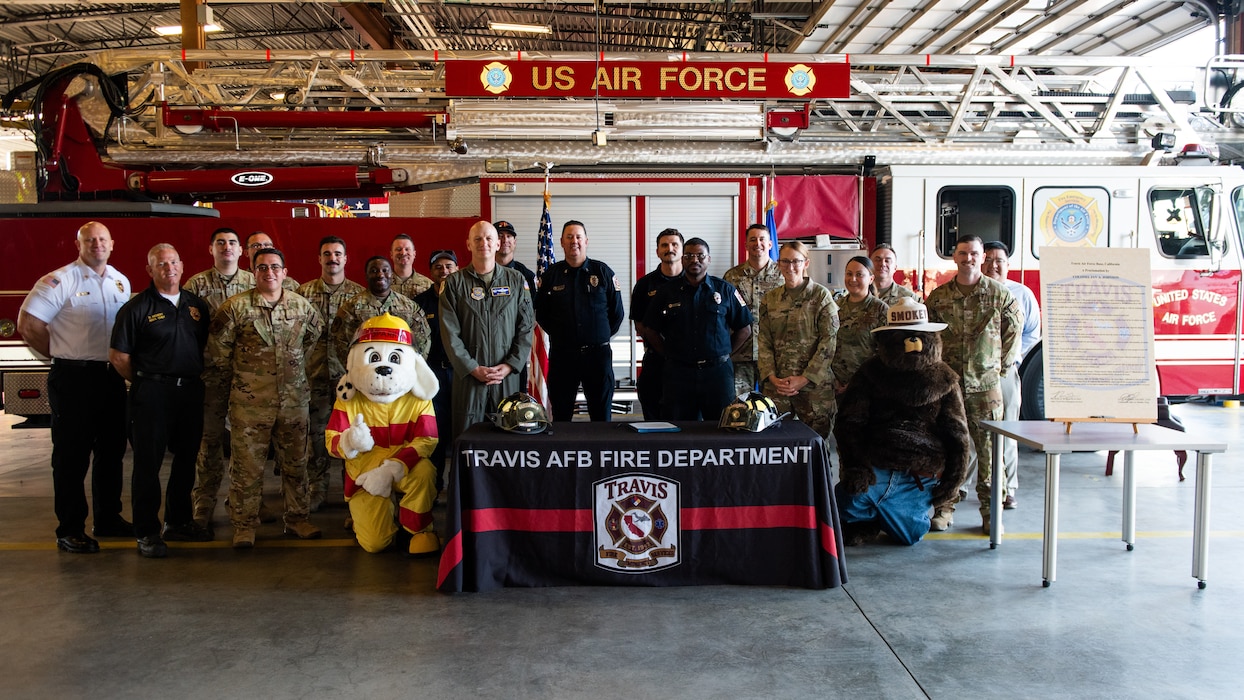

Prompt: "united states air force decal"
[594,474,680,572]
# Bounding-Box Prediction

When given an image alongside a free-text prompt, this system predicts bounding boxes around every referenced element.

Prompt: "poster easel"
[1040,247,1159,428]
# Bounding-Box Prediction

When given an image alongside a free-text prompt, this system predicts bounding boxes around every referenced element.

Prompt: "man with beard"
[630,228,683,419]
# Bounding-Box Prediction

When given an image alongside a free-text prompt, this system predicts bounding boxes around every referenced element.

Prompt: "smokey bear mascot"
[833,297,971,545]
[327,313,441,556]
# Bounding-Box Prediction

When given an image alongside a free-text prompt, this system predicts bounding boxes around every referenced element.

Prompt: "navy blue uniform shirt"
[643,275,752,363]
[535,258,625,346]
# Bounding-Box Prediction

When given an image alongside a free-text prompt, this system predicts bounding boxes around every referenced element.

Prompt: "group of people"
[628,227,1039,539]
[18,216,1039,558]
[19,222,467,556]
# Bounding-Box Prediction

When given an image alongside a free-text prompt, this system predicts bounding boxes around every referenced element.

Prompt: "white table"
[980,420,1228,588]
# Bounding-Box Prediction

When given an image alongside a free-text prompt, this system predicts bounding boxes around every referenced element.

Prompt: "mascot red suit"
[833,297,971,546]
[326,313,440,555]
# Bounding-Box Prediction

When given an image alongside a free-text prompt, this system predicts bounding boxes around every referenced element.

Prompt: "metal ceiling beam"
[869,2,937,54]
[986,0,1096,54]
[938,0,1030,54]
[335,2,401,50]
[912,0,991,54]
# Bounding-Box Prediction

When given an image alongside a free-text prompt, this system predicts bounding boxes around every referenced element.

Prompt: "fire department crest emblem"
[480,62,513,95]
[189,306,201,322]
[1039,189,1105,247]
[594,474,680,572]
[784,64,816,97]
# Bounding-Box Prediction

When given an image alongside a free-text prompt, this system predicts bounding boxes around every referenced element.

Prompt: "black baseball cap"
[430,249,458,265]
[494,220,517,236]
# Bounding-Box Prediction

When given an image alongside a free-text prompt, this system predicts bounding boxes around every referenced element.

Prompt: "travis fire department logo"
[594,474,680,572]
[784,64,816,97]
[480,62,513,95]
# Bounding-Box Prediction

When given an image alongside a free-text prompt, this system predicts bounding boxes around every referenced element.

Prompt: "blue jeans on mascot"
[836,467,936,546]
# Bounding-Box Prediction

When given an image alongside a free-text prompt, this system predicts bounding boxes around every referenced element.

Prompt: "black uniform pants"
[129,376,205,538]
[661,359,734,422]
[48,362,128,537]
[636,351,666,420]
[548,343,614,422]
[430,363,454,492]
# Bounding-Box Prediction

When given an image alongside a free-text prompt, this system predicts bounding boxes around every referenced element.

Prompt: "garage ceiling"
[0,0,1221,87]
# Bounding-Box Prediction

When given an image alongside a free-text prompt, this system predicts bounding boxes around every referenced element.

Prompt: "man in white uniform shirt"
[18,221,132,553]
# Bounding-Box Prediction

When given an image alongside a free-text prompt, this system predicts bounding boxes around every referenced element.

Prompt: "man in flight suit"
[439,221,535,440]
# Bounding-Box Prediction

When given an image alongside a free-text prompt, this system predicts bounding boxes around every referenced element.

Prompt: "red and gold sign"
[445,60,850,99]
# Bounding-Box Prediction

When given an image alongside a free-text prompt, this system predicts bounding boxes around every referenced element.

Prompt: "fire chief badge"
[594,474,680,572]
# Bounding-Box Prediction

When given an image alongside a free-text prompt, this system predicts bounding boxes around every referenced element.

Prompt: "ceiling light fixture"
[153,23,224,37]
[488,21,552,35]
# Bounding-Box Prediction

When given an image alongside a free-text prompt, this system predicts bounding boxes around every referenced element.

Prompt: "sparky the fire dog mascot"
[833,298,971,546]
[327,313,441,555]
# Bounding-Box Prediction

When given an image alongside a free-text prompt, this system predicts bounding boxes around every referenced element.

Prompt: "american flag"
[528,185,555,410]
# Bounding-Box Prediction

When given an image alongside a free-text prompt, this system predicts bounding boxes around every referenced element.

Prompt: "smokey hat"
[872,297,947,333]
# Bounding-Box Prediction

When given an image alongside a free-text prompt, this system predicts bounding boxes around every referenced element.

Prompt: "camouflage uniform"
[723,260,784,396]
[925,276,1020,516]
[873,281,917,307]
[756,279,840,438]
[439,265,535,440]
[206,289,323,533]
[333,290,431,360]
[832,293,890,390]
[395,272,434,300]
[297,277,365,505]
[184,267,256,524]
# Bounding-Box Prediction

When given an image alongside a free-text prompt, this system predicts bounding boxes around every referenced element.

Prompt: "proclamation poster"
[1040,247,1158,421]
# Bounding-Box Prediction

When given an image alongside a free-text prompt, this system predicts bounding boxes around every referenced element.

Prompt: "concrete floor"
[1,403,1240,699]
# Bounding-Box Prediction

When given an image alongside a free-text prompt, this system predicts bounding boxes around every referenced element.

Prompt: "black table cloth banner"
[436,420,848,592]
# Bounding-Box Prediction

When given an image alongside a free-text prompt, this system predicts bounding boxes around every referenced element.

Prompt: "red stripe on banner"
[266,48,271,62]
[468,508,592,532]
[820,522,839,559]
[764,52,769,63]
[518,50,522,61]
[350,49,355,62]
[437,531,463,588]
[466,505,820,532]
[683,505,816,530]
[181,49,186,62]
